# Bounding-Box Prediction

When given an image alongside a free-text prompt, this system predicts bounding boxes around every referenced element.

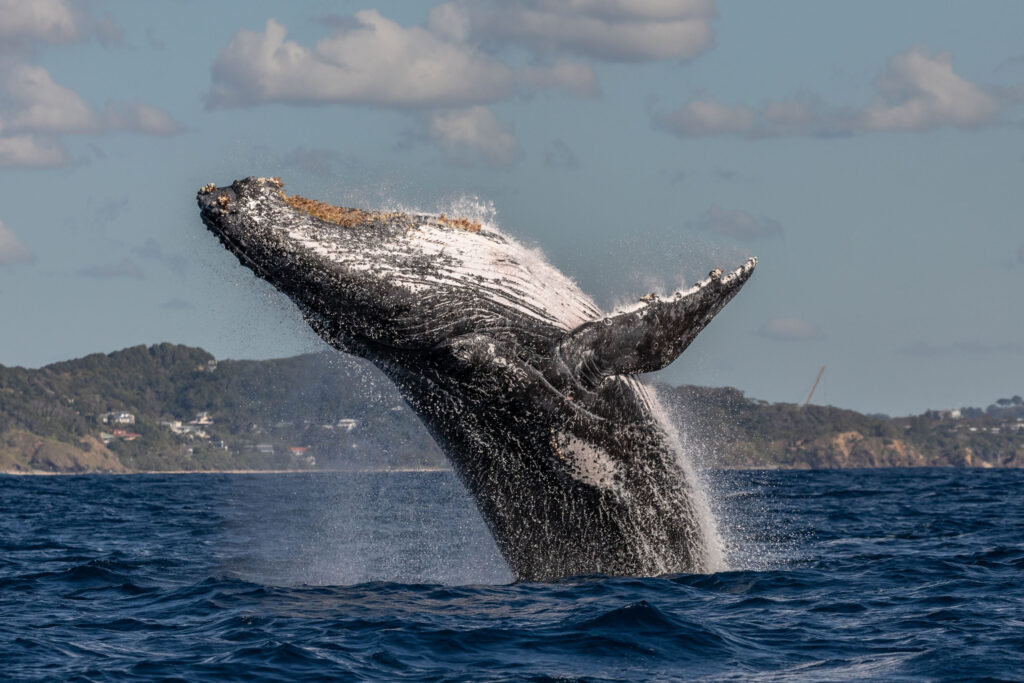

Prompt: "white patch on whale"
[555,434,624,491]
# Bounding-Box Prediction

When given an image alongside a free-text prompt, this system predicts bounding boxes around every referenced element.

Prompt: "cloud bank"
[207,3,719,165]
[0,0,82,47]
[0,3,180,168]
[428,107,523,167]
[207,13,596,109]
[429,0,717,62]
[655,48,1009,138]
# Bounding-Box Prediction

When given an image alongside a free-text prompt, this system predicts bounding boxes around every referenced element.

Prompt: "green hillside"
[662,385,1024,468]
[0,344,442,473]
[1,344,1021,473]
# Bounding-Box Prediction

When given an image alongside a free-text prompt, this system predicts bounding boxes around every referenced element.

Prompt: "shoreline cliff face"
[0,430,126,474]
[662,385,1024,470]
[1,344,1021,474]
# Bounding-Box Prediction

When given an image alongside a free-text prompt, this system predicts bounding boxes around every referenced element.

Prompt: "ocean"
[2,468,1022,681]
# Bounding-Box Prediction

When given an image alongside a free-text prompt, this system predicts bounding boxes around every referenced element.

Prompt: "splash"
[649,386,729,572]
[436,195,499,229]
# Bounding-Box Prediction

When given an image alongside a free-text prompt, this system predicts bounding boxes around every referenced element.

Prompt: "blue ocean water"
[2,468,1023,681]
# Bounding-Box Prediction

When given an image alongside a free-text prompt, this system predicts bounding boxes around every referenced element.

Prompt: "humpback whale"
[198,177,755,582]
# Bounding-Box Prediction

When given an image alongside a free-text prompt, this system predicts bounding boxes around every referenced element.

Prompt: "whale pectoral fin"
[557,258,756,386]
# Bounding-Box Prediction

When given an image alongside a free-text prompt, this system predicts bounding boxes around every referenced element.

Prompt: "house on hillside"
[100,411,135,425]
[159,420,209,439]
[195,359,218,373]
[159,419,183,433]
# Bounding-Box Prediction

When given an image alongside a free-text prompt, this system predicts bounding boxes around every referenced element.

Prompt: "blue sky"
[0,0,1021,416]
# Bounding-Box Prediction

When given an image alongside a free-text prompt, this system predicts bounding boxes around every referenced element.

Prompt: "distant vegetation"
[1,344,1021,473]
[662,385,1024,469]
[0,344,442,473]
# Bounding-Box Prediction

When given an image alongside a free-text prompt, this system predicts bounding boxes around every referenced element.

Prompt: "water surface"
[2,469,1022,681]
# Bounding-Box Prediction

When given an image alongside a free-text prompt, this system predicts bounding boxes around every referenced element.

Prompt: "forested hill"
[1,344,1021,473]
[0,344,442,473]
[662,385,1023,469]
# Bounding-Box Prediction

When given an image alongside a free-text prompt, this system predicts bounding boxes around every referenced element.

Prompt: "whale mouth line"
[201,209,274,282]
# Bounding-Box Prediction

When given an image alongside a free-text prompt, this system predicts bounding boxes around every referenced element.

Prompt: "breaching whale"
[198,177,756,581]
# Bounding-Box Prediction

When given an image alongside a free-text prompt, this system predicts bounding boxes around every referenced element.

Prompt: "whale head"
[199,177,608,358]
[199,177,506,355]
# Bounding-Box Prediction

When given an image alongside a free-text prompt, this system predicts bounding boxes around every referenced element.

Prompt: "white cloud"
[0,134,67,167]
[864,50,999,131]
[431,0,716,62]
[656,48,1008,138]
[655,98,756,137]
[0,0,121,50]
[760,318,823,342]
[0,219,34,265]
[1,62,98,134]
[207,13,596,109]
[0,63,181,167]
[687,205,782,241]
[428,106,523,167]
[0,0,79,46]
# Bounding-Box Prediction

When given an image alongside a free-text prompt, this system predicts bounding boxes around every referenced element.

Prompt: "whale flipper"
[557,259,756,389]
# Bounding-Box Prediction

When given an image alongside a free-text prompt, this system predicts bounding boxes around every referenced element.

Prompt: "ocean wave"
[2,468,1023,681]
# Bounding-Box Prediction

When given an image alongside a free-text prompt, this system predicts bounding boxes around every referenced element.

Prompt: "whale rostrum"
[198,177,756,581]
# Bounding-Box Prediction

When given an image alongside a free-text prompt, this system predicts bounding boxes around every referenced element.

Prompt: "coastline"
[2,464,1016,476]
[1,467,454,476]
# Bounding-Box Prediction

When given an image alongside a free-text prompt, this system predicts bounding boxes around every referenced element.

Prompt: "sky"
[0,0,1021,416]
